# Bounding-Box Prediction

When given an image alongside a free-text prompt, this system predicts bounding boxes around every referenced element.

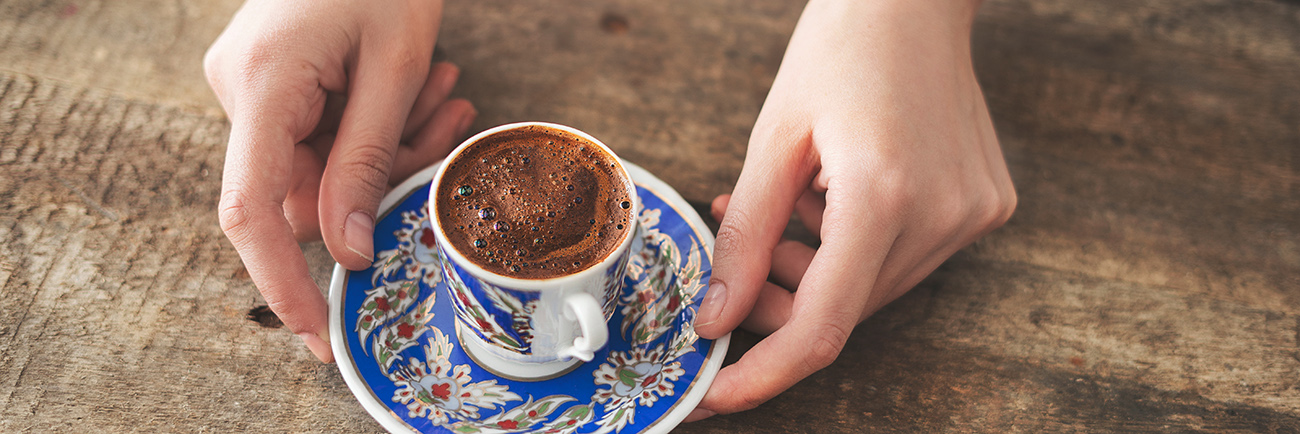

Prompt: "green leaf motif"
[618,367,639,387]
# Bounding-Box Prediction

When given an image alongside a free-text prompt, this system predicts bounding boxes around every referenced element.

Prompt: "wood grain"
[0,0,1297,432]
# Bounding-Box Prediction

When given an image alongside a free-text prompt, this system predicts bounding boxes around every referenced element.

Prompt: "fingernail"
[298,332,334,363]
[455,109,476,138]
[345,211,374,263]
[684,408,716,423]
[695,281,727,329]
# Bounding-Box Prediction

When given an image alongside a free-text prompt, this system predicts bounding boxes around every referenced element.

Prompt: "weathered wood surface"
[1,0,1297,432]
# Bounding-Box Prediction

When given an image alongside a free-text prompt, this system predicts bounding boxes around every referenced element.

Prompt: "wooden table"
[2,0,1297,432]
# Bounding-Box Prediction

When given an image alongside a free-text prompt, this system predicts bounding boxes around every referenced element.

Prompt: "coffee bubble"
[435,125,634,279]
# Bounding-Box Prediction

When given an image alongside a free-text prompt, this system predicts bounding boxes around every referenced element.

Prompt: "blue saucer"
[329,161,727,434]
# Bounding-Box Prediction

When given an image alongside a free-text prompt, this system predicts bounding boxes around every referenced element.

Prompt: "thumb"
[319,52,429,270]
[695,121,816,339]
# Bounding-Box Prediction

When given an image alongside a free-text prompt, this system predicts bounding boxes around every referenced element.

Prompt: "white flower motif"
[590,344,688,432]
[373,209,444,288]
[392,328,521,423]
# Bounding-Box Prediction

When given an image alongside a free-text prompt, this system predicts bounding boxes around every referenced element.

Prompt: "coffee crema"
[435,125,633,279]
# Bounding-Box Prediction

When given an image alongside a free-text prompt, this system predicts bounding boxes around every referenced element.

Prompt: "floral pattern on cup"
[439,248,538,354]
[437,226,631,361]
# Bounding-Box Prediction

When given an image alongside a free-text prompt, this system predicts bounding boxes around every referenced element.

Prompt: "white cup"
[428,122,637,380]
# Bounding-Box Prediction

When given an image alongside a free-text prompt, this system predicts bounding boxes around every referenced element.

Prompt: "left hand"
[204,0,473,362]
[688,0,1016,419]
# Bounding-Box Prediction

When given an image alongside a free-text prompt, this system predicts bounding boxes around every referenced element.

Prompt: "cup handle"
[558,292,607,362]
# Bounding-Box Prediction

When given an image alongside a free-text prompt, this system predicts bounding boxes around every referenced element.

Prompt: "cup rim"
[428,121,639,290]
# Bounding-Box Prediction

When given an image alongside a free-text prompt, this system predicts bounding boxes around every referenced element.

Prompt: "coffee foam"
[435,125,633,279]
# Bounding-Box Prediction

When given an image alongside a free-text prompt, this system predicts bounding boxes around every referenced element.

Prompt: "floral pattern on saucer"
[339,180,717,434]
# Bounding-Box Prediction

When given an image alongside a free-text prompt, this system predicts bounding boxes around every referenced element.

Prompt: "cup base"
[455,322,584,382]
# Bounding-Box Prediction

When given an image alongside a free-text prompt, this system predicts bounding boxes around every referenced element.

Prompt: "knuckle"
[804,322,851,371]
[202,47,223,85]
[999,187,1019,224]
[867,169,914,216]
[972,184,1017,229]
[263,294,304,332]
[711,372,770,413]
[218,188,256,242]
[384,45,430,83]
[232,43,277,80]
[339,142,396,194]
[731,388,770,413]
[930,190,971,231]
[712,218,755,262]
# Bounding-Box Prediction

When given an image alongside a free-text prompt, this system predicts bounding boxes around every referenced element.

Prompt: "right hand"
[204,0,476,362]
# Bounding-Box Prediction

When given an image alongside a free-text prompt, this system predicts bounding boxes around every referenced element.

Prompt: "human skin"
[203,0,1015,420]
[204,0,475,362]
[686,0,1015,420]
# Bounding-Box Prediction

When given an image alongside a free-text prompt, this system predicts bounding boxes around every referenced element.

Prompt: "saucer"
[329,160,728,434]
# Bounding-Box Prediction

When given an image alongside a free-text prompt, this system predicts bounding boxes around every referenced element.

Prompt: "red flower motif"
[476,317,495,331]
[376,297,390,312]
[397,323,416,339]
[528,410,537,417]
[667,294,681,311]
[496,420,519,429]
[420,227,437,248]
[430,382,451,400]
[642,373,659,388]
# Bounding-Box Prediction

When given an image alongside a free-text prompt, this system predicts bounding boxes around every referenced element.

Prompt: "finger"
[319,52,429,271]
[698,177,898,414]
[718,189,824,246]
[284,138,328,242]
[768,239,815,291]
[695,123,817,339]
[873,207,1002,318]
[390,98,477,184]
[793,188,826,236]
[707,194,801,334]
[710,194,731,222]
[401,62,460,140]
[220,119,333,364]
[737,281,794,335]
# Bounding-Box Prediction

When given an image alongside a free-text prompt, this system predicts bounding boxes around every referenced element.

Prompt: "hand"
[688,0,1015,419]
[204,0,475,362]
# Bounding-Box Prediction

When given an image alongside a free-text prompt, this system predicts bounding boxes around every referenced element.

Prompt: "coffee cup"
[428,122,637,380]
